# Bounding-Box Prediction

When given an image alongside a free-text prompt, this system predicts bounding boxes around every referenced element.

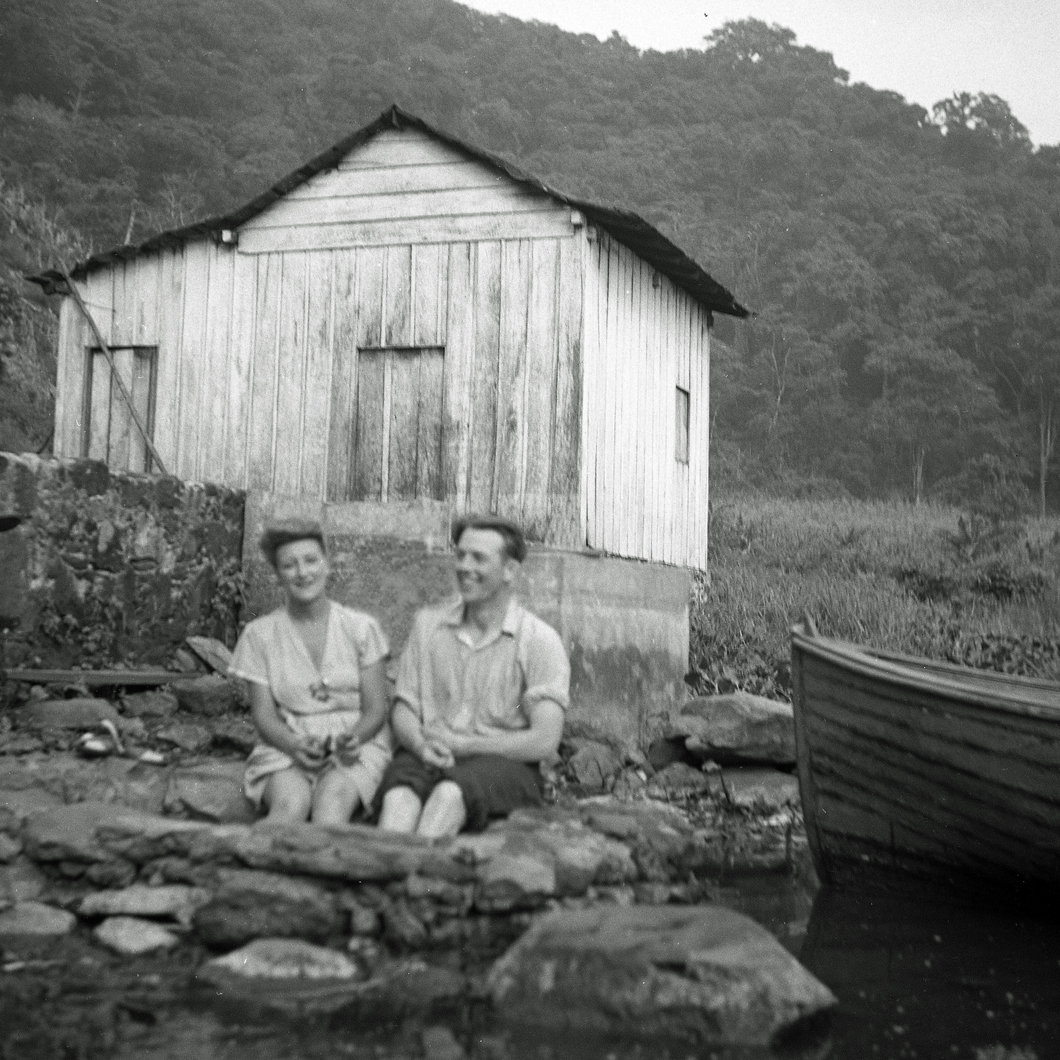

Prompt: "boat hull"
[791,625,1060,902]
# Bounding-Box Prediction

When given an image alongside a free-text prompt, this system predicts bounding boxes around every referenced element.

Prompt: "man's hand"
[418,735,455,770]
[427,722,476,758]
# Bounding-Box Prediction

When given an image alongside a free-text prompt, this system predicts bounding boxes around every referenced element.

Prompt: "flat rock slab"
[163,760,256,823]
[487,904,836,1046]
[94,915,180,955]
[672,693,796,767]
[0,901,76,937]
[79,883,209,924]
[722,769,801,812]
[18,698,120,730]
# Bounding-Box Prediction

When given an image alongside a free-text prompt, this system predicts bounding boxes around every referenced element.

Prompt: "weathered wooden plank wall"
[581,230,710,569]
[55,129,586,551]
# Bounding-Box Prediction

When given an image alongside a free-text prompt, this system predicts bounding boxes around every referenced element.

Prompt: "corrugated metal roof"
[31,105,749,318]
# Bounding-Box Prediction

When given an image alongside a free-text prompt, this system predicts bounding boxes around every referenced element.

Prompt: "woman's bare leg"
[261,768,313,823]
[311,769,362,827]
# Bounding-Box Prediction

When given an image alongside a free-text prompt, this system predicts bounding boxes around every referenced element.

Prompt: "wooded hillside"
[2,0,1059,511]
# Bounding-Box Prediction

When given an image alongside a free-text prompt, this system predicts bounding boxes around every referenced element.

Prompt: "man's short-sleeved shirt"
[395,597,569,736]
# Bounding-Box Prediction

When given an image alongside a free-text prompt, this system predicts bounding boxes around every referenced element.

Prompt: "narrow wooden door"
[348,346,444,502]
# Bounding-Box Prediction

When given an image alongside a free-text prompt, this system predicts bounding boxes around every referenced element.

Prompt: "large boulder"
[671,694,796,767]
[487,904,835,1046]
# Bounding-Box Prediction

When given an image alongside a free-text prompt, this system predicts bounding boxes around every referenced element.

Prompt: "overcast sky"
[461,0,1060,147]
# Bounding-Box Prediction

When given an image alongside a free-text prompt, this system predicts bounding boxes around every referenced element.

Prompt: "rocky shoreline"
[0,678,832,1055]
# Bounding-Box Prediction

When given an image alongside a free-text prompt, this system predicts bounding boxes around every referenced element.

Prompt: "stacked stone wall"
[0,452,244,672]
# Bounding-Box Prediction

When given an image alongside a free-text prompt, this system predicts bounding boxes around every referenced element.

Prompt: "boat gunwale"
[791,625,1060,721]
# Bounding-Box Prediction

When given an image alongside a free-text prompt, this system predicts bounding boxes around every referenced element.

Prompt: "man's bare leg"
[416,781,467,839]
[378,786,423,833]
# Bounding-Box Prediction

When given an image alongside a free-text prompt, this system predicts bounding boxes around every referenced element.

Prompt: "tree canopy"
[1,0,1059,508]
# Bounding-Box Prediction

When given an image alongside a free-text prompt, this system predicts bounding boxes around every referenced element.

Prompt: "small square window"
[675,386,690,464]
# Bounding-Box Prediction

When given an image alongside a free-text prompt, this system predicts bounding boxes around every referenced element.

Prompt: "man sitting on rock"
[376,515,569,839]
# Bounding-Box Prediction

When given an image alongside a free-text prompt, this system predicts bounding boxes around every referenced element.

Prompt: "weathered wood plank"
[383,245,412,348]
[109,260,132,348]
[326,251,358,502]
[808,713,1060,838]
[550,235,583,550]
[583,234,606,550]
[153,248,185,473]
[444,243,474,508]
[86,351,110,461]
[352,351,385,501]
[357,246,386,348]
[130,346,154,473]
[222,252,257,488]
[468,241,501,513]
[55,298,85,457]
[113,346,136,471]
[299,252,334,500]
[248,184,552,230]
[387,351,420,501]
[416,349,445,501]
[176,242,210,480]
[522,239,558,539]
[412,243,445,347]
[601,238,621,554]
[238,211,574,255]
[247,253,283,491]
[288,161,509,200]
[643,276,661,562]
[495,239,531,521]
[273,252,308,495]
[201,244,235,484]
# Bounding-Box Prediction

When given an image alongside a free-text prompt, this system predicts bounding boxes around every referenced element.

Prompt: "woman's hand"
[290,735,328,771]
[334,732,363,766]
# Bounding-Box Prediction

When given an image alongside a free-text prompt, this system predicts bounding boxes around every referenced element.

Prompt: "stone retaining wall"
[0,452,245,672]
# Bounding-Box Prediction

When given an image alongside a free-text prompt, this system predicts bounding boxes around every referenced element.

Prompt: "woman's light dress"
[229,603,392,808]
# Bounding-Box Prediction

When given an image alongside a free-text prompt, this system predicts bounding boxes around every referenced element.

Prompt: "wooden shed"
[38,106,746,570]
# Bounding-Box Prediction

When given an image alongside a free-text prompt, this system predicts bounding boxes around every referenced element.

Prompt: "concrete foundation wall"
[243,493,690,749]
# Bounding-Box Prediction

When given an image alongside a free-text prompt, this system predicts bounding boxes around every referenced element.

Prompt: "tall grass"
[690,495,1060,698]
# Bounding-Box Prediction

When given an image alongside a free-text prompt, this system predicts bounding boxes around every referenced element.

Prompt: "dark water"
[3,878,1059,1060]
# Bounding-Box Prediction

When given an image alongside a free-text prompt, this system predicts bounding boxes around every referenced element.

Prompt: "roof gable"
[32,105,748,318]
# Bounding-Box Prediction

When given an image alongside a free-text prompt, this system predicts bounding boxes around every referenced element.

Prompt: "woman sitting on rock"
[229,518,392,825]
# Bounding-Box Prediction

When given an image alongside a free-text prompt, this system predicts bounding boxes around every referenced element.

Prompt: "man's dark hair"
[258,518,327,569]
[452,514,527,563]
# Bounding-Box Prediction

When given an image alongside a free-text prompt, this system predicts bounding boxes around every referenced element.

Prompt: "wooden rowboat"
[790,620,1060,903]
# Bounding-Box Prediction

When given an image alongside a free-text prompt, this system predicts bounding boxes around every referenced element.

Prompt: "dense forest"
[2,0,1059,511]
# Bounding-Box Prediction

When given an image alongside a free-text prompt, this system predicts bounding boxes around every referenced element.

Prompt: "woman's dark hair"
[452,514,527,563]
[258,518,327,569]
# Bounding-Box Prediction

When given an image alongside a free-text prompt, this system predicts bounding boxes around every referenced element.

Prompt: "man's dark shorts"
[375,750,544,831]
